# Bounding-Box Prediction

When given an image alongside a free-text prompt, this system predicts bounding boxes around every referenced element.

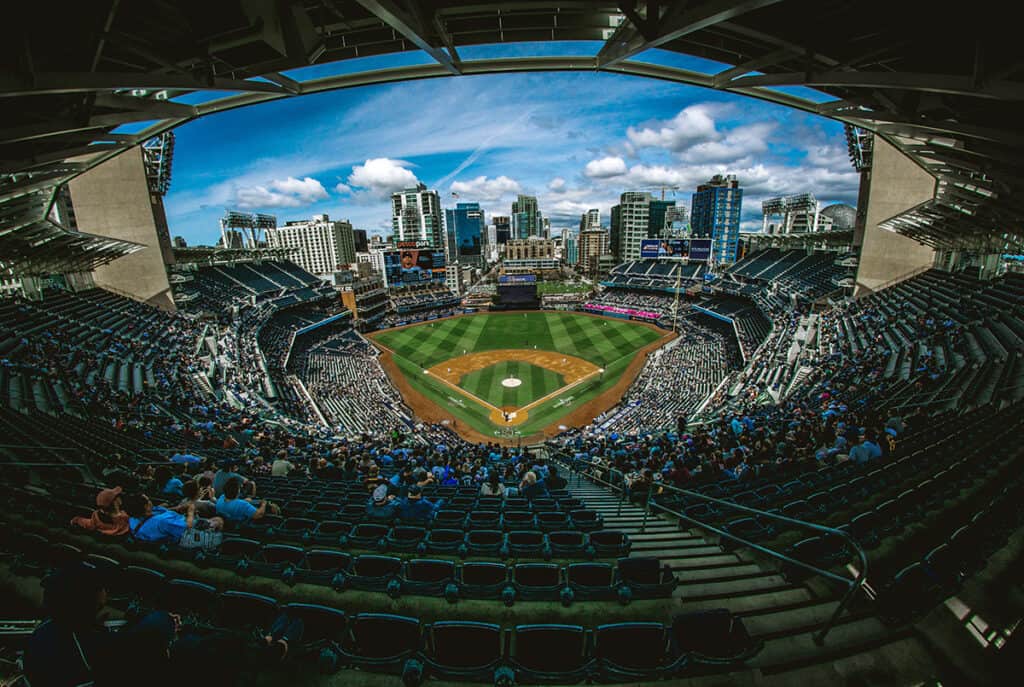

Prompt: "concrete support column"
[68,147,175,310]
[854,138,937,297]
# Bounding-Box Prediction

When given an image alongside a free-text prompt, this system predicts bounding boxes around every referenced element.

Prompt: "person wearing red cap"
[70,486,129,536]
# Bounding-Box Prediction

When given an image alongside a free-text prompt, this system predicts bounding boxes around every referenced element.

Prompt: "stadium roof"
[172,246,299,265]
[2,1,1022,253]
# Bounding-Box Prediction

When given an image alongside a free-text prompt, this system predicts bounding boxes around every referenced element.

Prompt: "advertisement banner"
[688,238,713,261]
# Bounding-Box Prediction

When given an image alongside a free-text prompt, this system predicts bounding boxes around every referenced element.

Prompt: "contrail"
[432,111,533,191]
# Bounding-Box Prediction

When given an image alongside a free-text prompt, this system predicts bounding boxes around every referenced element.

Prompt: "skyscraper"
[648,199,676,239]
[563,230,579,266]
[610,191,653,261]
[493,215,511,245]
[691,174,742,264]
[352,228,369,253]
[578,229,610,276]
[392,183,444,250]
[445,202,486,267]
[579,208,601,231]
[511,194,540,238]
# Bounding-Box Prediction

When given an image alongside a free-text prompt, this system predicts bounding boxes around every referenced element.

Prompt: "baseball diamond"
[368,311,672,442]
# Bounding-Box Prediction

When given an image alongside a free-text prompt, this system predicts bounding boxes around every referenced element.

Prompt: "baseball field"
[368,311,672,443]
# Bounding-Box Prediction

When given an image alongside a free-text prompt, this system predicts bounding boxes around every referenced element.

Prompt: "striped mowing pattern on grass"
[373,312,658,370]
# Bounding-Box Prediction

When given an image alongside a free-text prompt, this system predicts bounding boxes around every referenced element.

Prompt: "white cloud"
[347,158,419,195]
[627,104,720,151]
[548,177,567,192]
[450,175,521,201]
[584,156,627,178]
[334,182,352,194]
[233,176,328,209]
[681,122,774,164]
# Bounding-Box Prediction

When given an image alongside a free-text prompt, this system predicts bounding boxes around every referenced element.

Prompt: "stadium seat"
[508,530,547,558]
[503,510,536,530]
[403,558,456,597]
[348,523,389,550]
[387,525,426,552]
[121,565,167,604]
[424,621,503,680]
[294,549,352,586]
[459,562,509,600]
[537,512,569,532]
[589,530,631,557]
[510,624,592,683]
[467,530,505,557]
[468,511,502,530]
[204,537,260,571]
[568,509,603,532]
[433,510,467,529]
[548,531,587,558]
[617,557,677,598]
[671,609,762,664]
[512,563,562,602]
[425,528,465,554]
[311,516,351,539]
[566,562,617,601]
[163,579,218,621]
[340,613,422,671]
[218,590,279,631]
[594,622,680,679]
[347,555,403,592]
[245,544,304,578]
[282,603,347,652]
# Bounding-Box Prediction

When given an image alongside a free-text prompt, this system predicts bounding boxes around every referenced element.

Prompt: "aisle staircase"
[564,476,945,685]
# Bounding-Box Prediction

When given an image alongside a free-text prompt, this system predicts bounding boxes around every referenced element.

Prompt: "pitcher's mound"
[501,377,522,388]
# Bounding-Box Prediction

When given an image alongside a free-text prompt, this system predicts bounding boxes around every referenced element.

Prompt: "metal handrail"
[555,449,868,646]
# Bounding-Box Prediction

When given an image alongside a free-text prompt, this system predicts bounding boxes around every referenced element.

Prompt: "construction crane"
[636,185,680,201]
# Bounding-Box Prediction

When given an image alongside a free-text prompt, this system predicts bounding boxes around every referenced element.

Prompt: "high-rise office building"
[579,208,601,232]
[541,216,550,239]
[266,214,356,276]
[648,199,676,239]
[691,174,742,264]
[511,194,540,238]
[493,215,511,245]
[610,191,653,261]
[392,183,444,250]
[352,228,369,253]
[445,202,486,267]
[563,230,579,266]
[578,229,610,276]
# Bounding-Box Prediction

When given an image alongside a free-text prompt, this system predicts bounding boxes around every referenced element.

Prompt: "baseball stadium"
[1,3,1022,687]
[371,312,670,441]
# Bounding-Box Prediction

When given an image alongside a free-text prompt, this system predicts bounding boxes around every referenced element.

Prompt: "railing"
[554,450,869,646]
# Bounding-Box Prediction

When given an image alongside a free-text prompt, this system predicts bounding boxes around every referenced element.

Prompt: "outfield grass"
[373,311,656,369]
[459,360,563,408]
[371,312,664,437]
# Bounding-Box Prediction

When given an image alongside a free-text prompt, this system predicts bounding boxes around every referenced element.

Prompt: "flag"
[451,191,459,198]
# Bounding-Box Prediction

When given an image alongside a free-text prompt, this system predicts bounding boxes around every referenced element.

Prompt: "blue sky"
[163,46,859,246]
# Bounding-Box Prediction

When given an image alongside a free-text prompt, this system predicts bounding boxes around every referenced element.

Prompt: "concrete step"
[675,585,814,614]
[669,554,744,570]
[740,600,844,638]
[751,616,893,669]
[678,563,765,582]
[675,574,794,599]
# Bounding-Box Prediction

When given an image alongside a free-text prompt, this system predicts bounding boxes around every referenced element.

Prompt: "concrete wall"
[68,147,176,310]
[854,138,937,296]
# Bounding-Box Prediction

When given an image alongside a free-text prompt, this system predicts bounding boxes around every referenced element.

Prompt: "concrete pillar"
[68,147,176,310]
[854,137,937,297]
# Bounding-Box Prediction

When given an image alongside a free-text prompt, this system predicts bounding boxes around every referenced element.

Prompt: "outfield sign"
[498,274,537,284]
[639,238,713,261]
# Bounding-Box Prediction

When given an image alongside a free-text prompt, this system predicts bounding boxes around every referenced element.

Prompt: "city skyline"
[163,51,859,247]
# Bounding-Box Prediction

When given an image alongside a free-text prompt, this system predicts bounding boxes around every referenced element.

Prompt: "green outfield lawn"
[370,312,665,437]
[536,281,593,294]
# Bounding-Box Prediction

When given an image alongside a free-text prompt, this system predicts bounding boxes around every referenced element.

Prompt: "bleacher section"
[728,249,851,301]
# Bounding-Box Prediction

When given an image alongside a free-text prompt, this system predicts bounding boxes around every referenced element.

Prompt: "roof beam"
[0,73,293,99]
[598,0,786,68]
[724,71,1024,100]
[354,0,461,75]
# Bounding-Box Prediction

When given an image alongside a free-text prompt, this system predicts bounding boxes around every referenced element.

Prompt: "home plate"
[501,377,522,388]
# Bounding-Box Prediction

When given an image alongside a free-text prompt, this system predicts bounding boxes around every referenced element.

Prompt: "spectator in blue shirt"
[123,494,221,543]
[366,484,398,522]
[213,459,245,497]
[216,477,268,524]
[170,448,202,465]
[397,485,442,521]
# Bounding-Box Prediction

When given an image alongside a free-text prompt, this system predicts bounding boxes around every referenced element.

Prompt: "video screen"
[384,248,446,285]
